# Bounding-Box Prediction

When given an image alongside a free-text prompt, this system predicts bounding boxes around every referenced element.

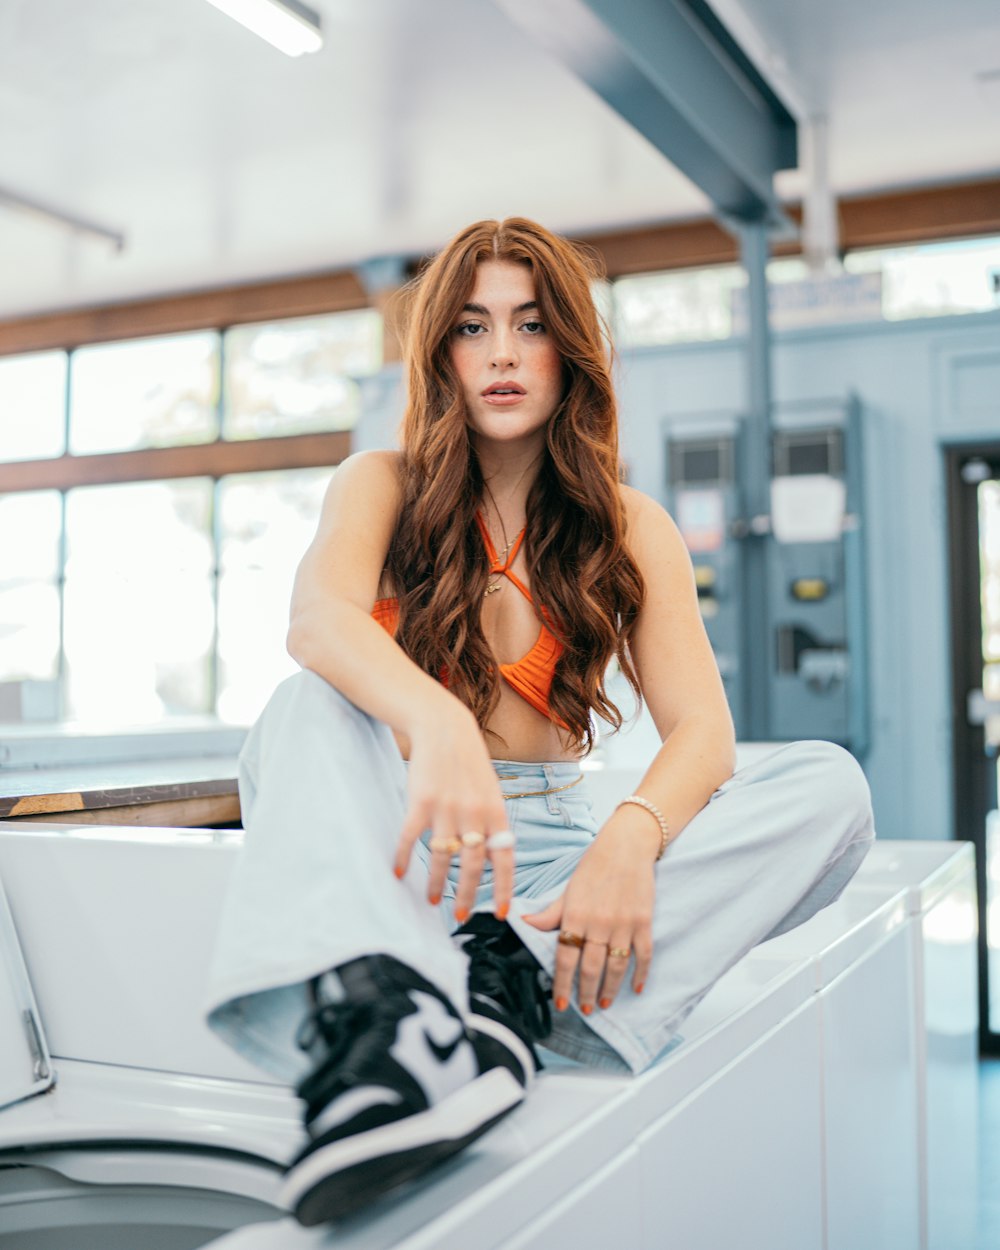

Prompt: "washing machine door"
[0,871,52,1112]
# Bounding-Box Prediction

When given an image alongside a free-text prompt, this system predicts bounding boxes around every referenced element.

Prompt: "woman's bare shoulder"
[307,450,405,551]
[618,482,672,530]
[617,483,688,564]
[331,448,403,496]
[323,449,402,513]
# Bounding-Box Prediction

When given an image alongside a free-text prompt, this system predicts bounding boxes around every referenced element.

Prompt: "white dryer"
[0,822,303,1249]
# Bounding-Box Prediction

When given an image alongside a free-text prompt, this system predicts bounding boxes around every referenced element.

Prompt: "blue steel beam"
[494,0,797,225]
[735,222,773,740]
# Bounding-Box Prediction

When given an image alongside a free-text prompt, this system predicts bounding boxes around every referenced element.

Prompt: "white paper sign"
[770,475,846,544]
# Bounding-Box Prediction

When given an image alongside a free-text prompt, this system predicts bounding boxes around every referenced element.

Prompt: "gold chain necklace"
[483,530,519,595]
[482,480,517,597]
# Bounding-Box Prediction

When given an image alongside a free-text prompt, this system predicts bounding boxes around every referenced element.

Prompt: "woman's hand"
[393,700,513,923]
[523,816,659,1012]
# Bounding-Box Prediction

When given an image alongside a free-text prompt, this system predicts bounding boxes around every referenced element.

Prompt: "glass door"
[947,446,1000,1052]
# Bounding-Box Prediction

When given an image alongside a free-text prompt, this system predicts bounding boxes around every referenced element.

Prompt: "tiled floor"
[978,1060,1000,1249]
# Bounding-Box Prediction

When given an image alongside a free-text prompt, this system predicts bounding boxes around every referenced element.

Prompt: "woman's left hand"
[522,828,657,1013]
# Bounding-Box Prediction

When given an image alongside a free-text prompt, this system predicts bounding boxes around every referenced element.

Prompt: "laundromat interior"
[1,1,1000,1247]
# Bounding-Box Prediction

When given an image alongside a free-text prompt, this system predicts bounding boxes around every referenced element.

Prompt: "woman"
[205,218,874,1227]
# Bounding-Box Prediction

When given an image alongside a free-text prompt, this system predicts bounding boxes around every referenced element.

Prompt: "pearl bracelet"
[615,794,671,861]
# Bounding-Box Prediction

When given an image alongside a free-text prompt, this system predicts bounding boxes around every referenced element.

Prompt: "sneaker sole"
[279,1066,525,1227]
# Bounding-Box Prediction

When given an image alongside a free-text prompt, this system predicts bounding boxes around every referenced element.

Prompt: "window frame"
[0,280,366,723]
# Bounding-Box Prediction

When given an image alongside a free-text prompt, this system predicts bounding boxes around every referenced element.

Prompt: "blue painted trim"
[620,309,1000,362]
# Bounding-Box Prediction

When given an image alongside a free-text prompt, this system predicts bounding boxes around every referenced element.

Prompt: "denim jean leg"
[204,670,468,1080]
[507,740,875,1074]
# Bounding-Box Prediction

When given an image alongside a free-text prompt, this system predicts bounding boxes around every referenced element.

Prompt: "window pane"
[63,479,215,723]
[0,352,67,461]
[223,311,381,440]
[216,468,330,722]
[0,492,62,683]
[0,491,62,582]
[0,583,61,683]
[613,266,746,347]
[70,332,219,454]
[844,236,1000,321]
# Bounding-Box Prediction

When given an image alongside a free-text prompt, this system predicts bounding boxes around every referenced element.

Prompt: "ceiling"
[0,0,997,321]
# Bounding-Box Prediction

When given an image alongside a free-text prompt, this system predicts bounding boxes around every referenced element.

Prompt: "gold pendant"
[484,581,501,596]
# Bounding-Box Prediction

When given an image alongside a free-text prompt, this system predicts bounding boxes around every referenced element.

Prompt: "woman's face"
[448,260,564,453]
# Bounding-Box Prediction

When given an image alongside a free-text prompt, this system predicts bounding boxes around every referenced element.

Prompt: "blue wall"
[617,311,1000,842]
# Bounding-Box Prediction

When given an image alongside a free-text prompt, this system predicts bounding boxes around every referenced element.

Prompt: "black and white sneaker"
[456,913,553,1072]
[279,954,529,1227]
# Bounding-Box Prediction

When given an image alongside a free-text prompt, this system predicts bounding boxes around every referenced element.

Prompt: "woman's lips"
[481,391,526,406]
[481,383,526,406]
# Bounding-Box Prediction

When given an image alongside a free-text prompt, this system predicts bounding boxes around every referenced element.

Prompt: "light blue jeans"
[205,670,875,1077]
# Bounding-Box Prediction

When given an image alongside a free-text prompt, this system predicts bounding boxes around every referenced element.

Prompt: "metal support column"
[735,221,773,740]
[492,0,797,740]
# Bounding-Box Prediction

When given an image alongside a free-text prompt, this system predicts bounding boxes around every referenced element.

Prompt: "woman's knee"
[250,669,374,755]
[782,740,874,831]
[271,668,361,722]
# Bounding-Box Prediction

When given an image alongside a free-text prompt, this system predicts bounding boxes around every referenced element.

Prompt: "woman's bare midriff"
[391,680,581,764]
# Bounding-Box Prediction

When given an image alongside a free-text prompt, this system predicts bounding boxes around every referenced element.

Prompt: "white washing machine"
[754,878,920,1250]
[852,838,979,1250]
[0,823,302,1249]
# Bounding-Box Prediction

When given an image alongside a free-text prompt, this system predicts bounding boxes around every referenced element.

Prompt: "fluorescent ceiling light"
[205,0,323,57]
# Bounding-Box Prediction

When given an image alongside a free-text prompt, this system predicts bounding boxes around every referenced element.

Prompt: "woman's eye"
[521,321,545,334]
[455,322,486,337]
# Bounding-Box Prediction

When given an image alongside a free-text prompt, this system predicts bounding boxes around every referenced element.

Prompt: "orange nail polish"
[393,866,405,879]
[555,997,568,1012]
[429,895,441,906]
[496,904,509,921]
[581,1004,593,1016]
[600,997,612,1010]
[635,982,645,994]
[454,908,469,923]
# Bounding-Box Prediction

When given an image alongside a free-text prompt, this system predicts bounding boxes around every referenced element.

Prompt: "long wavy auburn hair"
[385,217,645,751]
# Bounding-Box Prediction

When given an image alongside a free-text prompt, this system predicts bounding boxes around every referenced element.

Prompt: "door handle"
[967,690,1000,726]
[968,689,1000,756]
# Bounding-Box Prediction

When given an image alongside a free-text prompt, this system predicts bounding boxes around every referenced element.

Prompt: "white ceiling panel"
[0,0,997,320]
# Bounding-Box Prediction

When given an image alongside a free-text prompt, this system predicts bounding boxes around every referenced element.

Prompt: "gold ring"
[557,930,586,949]
[460,831,486,849]
[428,835,462,856]
[608,946,631,960]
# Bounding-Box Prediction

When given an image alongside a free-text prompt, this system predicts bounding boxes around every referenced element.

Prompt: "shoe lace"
[294,993,407,1112]
[295,997,373,1065]
[465,936,552,1043]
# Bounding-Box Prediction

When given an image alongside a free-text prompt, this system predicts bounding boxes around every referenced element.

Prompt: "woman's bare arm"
[286,450,512,917]
[525,486,736,1011]
[288,450,441,735]
[613,485,737,838]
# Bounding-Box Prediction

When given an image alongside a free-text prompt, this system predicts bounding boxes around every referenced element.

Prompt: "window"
[224,311,380,440]
[844,235,1000,321]
[216,468,331,723]
[612,234,1000,347]
[0,307,370,727]
[612,265,747,348]
[70,333,220,454]
[0,491,62,684]
[0,351,67,461]
[63,480,216,723]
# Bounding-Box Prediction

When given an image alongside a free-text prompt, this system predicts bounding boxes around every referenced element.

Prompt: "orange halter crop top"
[371,513,567,728]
